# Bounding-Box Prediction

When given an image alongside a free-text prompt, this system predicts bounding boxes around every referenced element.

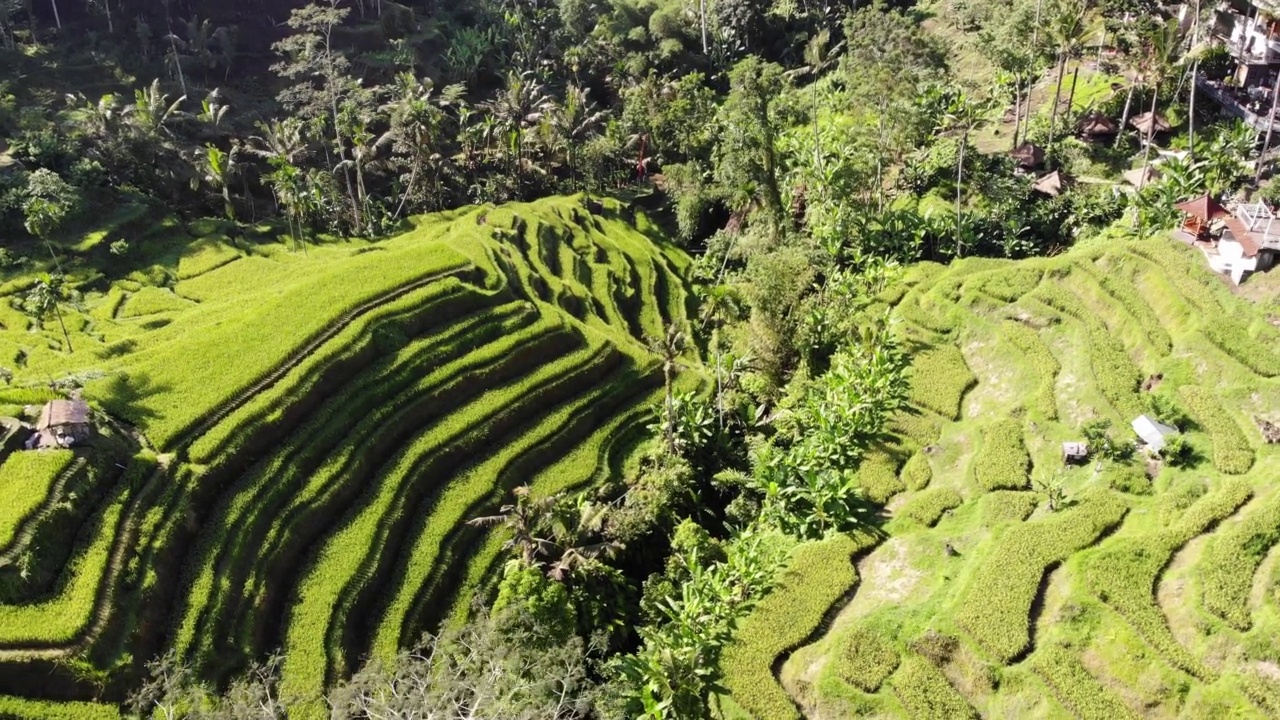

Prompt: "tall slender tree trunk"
[1116,82,1136,148]
[1189,60,1199,158]
[955,131,967,257]
[1256,72,1280,184]
[48,0,59,29]
[700,0,707,55]
[221,185,233,220]
[51,301,71,353]
[1048,53,1067,145]
[1065,65,1081,130]
[1012,74,1024,150]
[1138,83,1161,190]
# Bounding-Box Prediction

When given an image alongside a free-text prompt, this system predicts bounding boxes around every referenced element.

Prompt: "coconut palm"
[648,324,688,455]
[128,79,186,138]
[1136,19,1183,191]
[467,486,560,567]
[1045,0,1091,146]
[378,73,464,217]
[550,84,608,190]
[937,90,990,258]
[544,497,623,582]
[23,274,72,353]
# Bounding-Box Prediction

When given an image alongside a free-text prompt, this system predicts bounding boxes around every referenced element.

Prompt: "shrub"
[892,410,941,447]
[1197,492,1280,630]
[1103,463,1150,495]
[721,530,879,720]
[1179,386,1254,475]
[901,452,932,491]
[858,450,905,504]
[898,487,963,527]
[999,321,1059,419]
[908,345,976,421]
[896,290,957,335]
[890,654,976,719]
[1031,643,1139,720]
[981,491,1040,525]
[832,624,901,693]
[955,492,1127,663]
[974,419,1031,491]
[1084,479,1252,679]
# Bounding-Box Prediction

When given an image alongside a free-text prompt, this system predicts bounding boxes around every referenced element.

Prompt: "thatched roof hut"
[1077,113,1118,138]
[1129,111,1172,135]
[1123,166,1161,187]
[27,399,92,450]
[1033,170,1074,197]
[1009,142,1046,169]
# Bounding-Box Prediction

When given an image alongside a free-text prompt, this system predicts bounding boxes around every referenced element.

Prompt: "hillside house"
[1132,414,1179,452]
[1196,0,1280,132]
[1178,198,1280,284]
[25,399,92,450]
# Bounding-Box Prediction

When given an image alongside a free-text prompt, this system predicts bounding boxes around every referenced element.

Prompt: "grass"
[896,487,962,527]
[1030,643,1140,720]
[954,492,1127,663]
[720,530,879,720]
[980,490,1040,525]
[999,321,1058,420]
[1197,491,1280,631]
[889,653,976,719]
[973,419,1031,491]
[1179,385,1254,475]
[0,450,75,550]
[901,452,932,491]
[832,623,901,692]
[908,345,976,420]
[857,449,905,504]
[0,697,120,719]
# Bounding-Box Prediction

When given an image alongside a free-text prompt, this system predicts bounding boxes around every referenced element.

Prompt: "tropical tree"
[937,90,990,257]
[128,79,186,138]
[1045,0,1091,146]
[648,324,687,456]
[191,144,238,220]
[23,274,73,353]
[467,486,560,567]
[1135,19,1183,190]
[378,73,464,218]
[550,85,608,189]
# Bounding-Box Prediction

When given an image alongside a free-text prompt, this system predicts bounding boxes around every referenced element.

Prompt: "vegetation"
[973,419,1031,491]
[897,487,963,527]
[907,345,976,420]
[1197,492,1280,631]
[1179,385,1255,475]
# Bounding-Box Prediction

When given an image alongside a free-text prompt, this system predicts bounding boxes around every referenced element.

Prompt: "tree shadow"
[94,372,170,430]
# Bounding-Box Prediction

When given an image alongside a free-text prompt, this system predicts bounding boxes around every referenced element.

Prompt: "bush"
[971,267,1043,303]
[890,654,976,719]
[1103,463,1150,495]
[1179,386,1254,475]
[721,530,879,720]
[896,289,957,335]
[955,493,1127,663]
[1084,479,1252,679]
[999,321,1058,419]
[898,487,963,527]
[908,345,976,421]
[858,450,905,504]
[892,410,942,447]
[974,419,1030,491]
[1031,643,1140,720]
[980,491,1040,525]
[901,452,932,491]
[832,624,901,692]
[1197,492,1280,630]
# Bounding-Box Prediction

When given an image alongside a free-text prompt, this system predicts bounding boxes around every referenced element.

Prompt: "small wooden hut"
[1129,111,1172,137]
[26,399,92,449]
[1174,194,1228,241]
[1123,166,1161,188]
[1062,441,1089,464]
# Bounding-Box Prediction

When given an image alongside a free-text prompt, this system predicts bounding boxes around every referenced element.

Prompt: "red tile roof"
[1223,216,1262,258]
[1175,194,1228,223]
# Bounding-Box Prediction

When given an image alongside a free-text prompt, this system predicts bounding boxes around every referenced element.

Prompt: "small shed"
[27,399,92,450]
[1123,166,1161,189]
[1062,441,1089,464]
[1131,414,1178,452]
[1175,194,1228,241]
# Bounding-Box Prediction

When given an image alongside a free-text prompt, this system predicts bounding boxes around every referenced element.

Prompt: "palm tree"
[467,485,559,567]
[550,84,608,190]
[128,79,186,138]
[484,71,553,182]
[191,144,238,220]
[1136,20,1183,191]
[801,28,841,171]
[648,324,687,455]
[247,118,308,166]
[1045,0,1090,146]
[378,73,463,218]
[23,274,72,353]
[543,497,623,582]
[937,91,989,258]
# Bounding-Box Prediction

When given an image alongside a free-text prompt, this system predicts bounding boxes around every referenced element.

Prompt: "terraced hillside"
[0,196,692,717]
[719,238,1280,719]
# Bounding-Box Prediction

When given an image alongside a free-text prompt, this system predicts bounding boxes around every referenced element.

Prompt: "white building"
[1203,202,1280,284]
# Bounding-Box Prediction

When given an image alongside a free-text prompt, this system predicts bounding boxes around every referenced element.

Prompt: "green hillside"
[719,238,1280,719]
[0,195,693,716]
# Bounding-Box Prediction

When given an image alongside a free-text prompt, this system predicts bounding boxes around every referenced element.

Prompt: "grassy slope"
[0,195,694,714]
[725,238,1280,719]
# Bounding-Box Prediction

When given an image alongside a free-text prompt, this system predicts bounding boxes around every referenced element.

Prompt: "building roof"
[1175,194,1228,223]
[35,399,90,431]
[1223,216,1263,258]
[1010,142,1046,168]
[1132,414,1178,451]
[1130,111,1173,134]
[1033,170,1074,197]
[1062,441,1088,456]
[1078,113,1118,136]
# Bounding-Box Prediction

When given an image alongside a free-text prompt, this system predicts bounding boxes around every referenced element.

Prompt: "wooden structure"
[1174,194,1228,240]
[1033,170,1074,197]
[1062,441,1089,464]
[1077,113,1118,140]
[1123,166,1161,188]
[26,399,92,450]
[1129,111,1173,136]
[1131,414,1178,452]
[1009,142,1046,170]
